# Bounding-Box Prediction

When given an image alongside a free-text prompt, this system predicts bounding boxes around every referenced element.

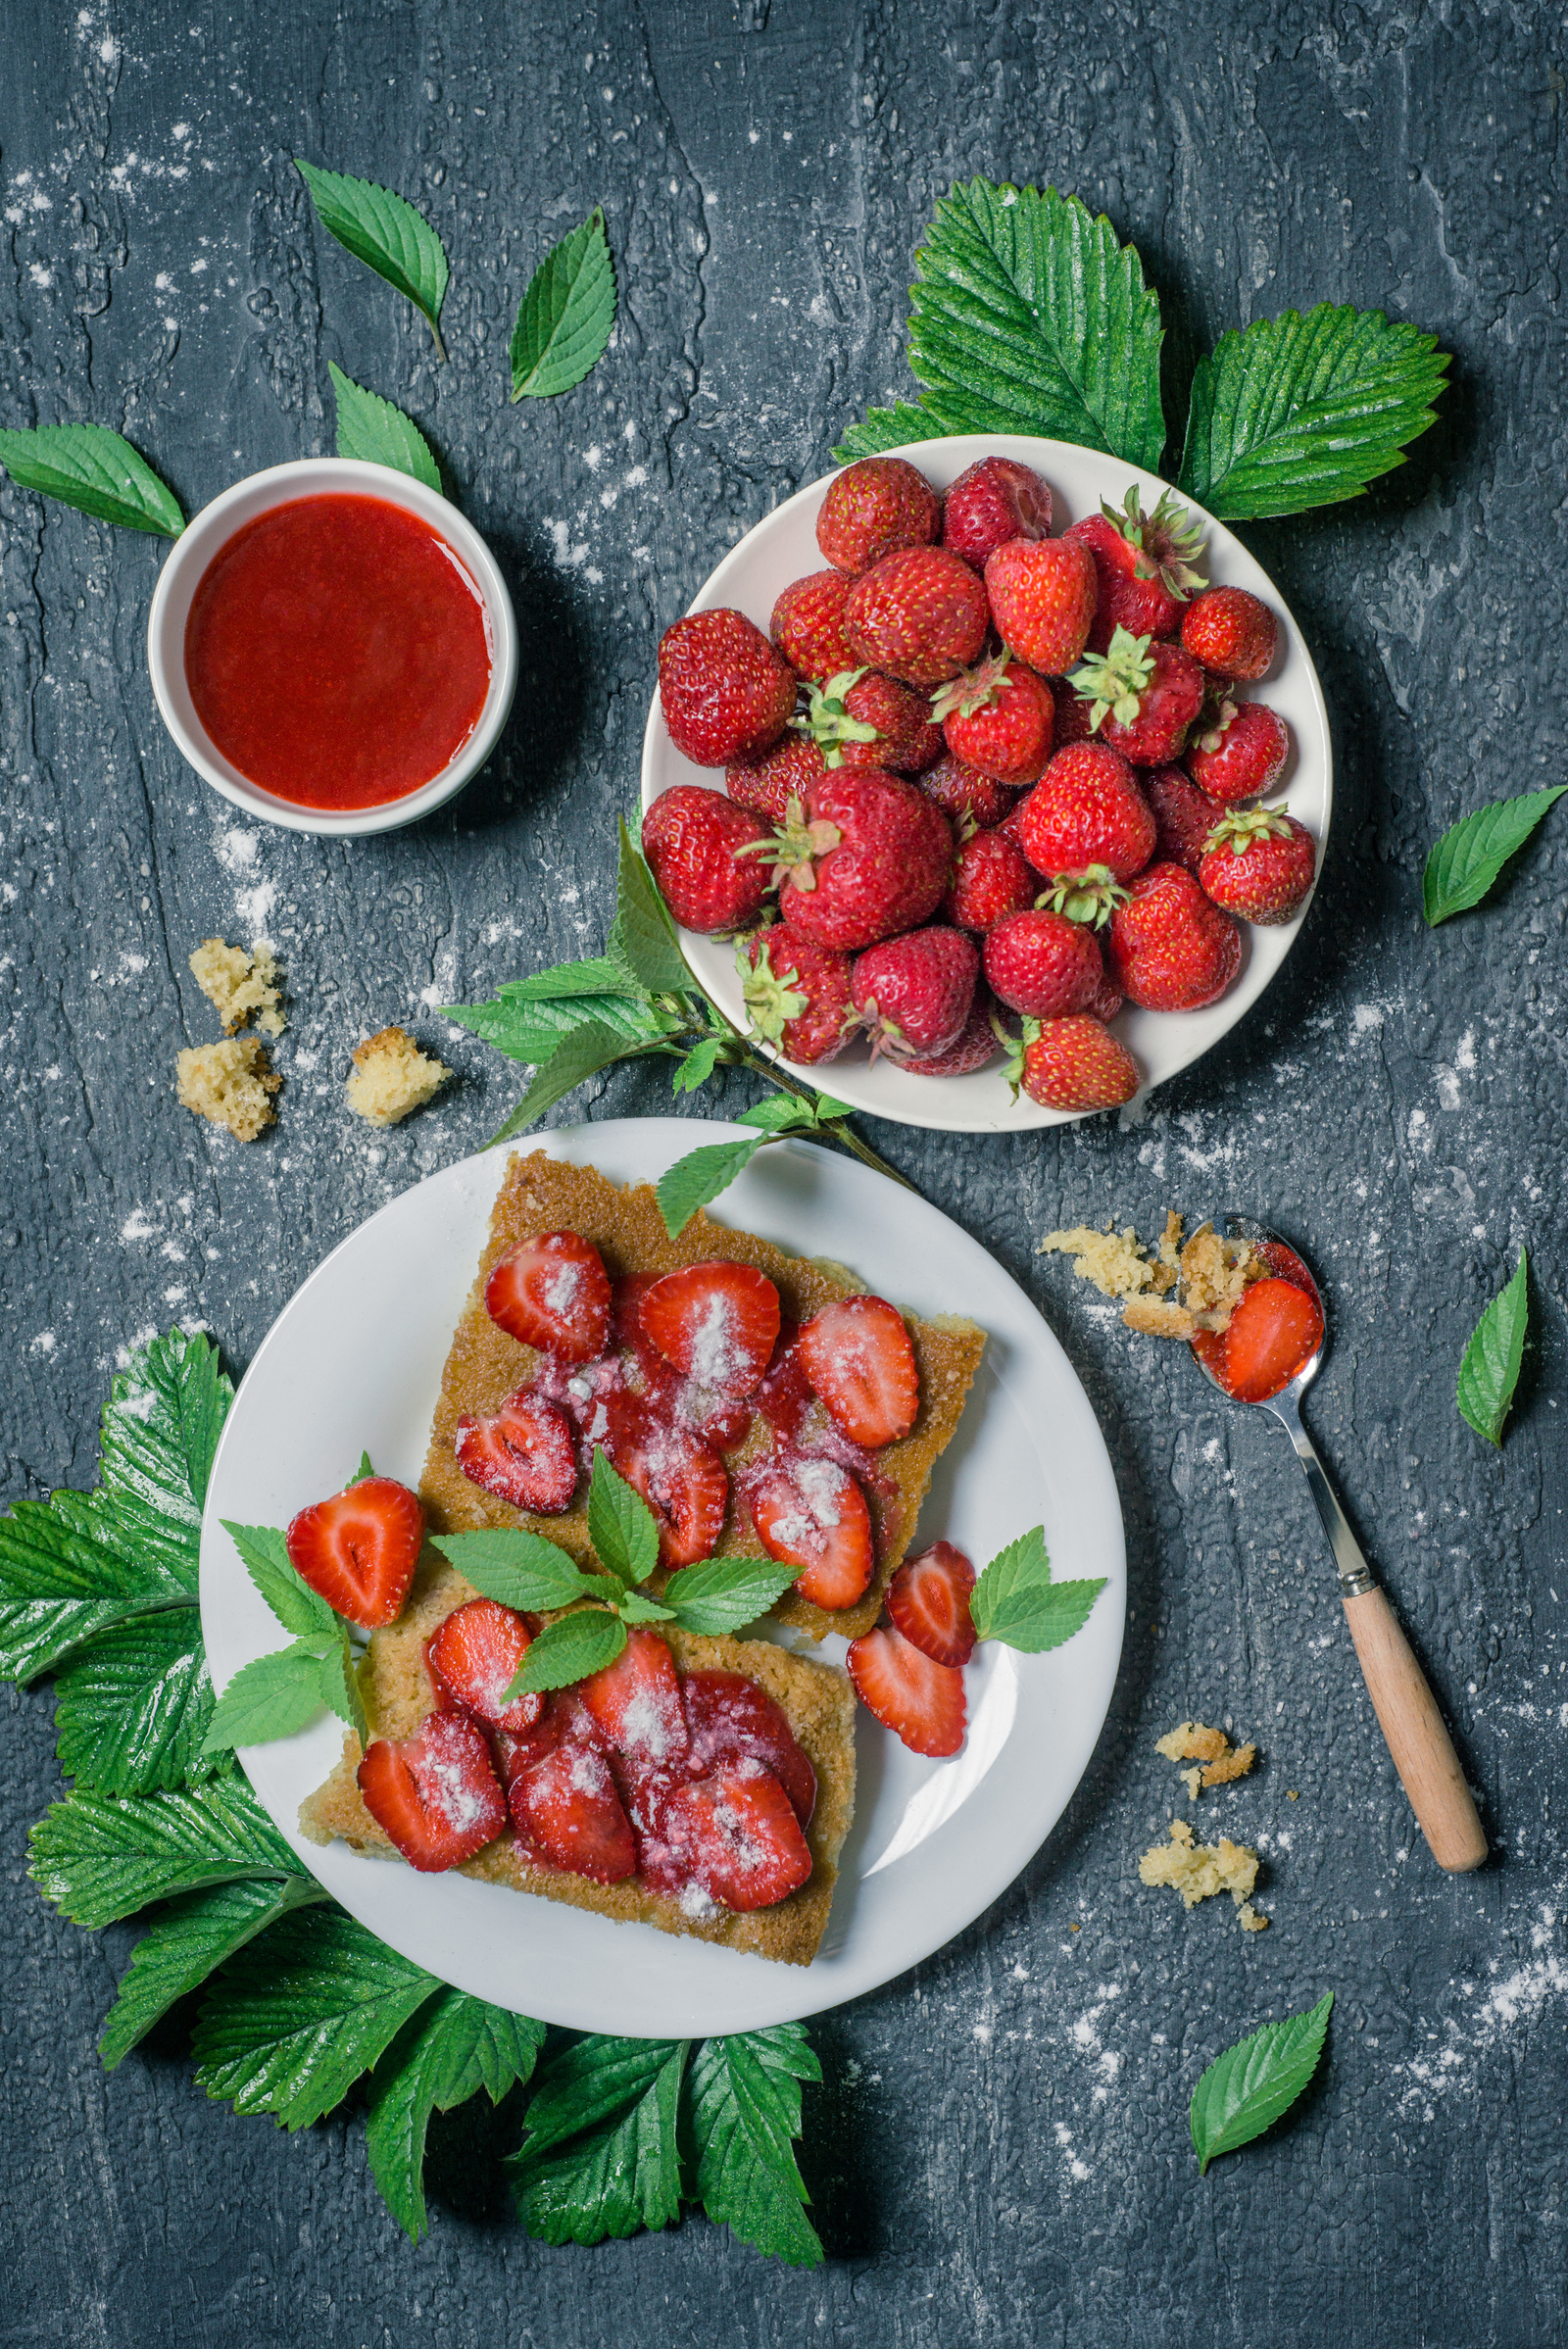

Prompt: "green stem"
[730,1045,917,1194]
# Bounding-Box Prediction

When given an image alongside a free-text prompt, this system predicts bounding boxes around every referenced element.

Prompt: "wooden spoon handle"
[1342,1585,1488,1873]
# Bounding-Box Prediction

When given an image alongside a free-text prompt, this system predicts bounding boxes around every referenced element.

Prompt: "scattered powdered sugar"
[686,1292,739,1390]
[422,1743,491,1835]
[1396,1907,1568,2118]
[544,1259,582,1315]
[617,1687,682,1762]
[794,1454,845,1528]
[679,1880,719,1922]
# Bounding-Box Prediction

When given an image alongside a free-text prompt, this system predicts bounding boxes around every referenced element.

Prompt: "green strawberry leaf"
[508,2035,689,2245]
[1457,1250,1530,1447]
[486,1018,652,1147]
[199,1637,340,1757]
[55,1611,225,1792]
[686,2027,823,2266]
[428,1528,608,1611]
[0,421,184,535]
[968,1526,1106,1654]
[736,1094,820,1135]
[585,1449,661,1590]
[444,984,667,1067]
[672,1036,727,1095]
[506,1609,627,1697]
[100,1878,331,2072]
[833,401,941,464]
[328,363,440,489]
[1177,304,1447,519]
[662,1557,800,1637]
[1190,1993,1333,2175]
[296,161,450,357]
[1422,787,1566,924]
[221,1519,338,1638]
[656,1137,764,1239]
[29,1779,302,1930]
[617,817,695,996]
[367,1989,545,2242]
[510,207,617,401]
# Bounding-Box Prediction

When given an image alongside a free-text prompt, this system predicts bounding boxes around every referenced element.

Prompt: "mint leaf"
[445,984,665,1066]
[199,1637,339,1757]
[662,1557,799,1637]
[486,1018,645,1147]
[615,1589,676,1625]
[508,1609,626,1696]
[1457,1250,1530,1447]
[368,1989,545,2241]
[1178,304,1447,519]
[490,953,648,1003]
[1190,1992,1333,2175]
[968,1527,1106,1654]
[1422,787,1566,925]
[656,1137,763,1238]
[0,422,184,536]
[319,1629,369,1743]
[617,817,694,995]
[221,1519,338,1637]
[29,1780,302,1929]
[101,1877,330,2072]
[328,363,440,489]
[686,2027,823,2266]
[349,1450,376,1485]
[55,1612,223,1792]
[737,1095,819,1135]
[510,206,616,401]
[585,1449,660,1590]
[509,2035,688,2244]
[192,1905,439,2129]
[833,400,940,464]
[672,1036,726,1095]
[296,161,449,358]
[428,1528,606,1612]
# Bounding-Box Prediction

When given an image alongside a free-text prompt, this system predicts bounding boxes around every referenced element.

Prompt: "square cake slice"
[419,1150,987,1640]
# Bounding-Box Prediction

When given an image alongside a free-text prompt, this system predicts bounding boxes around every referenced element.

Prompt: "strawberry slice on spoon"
[286,1474,424,1628]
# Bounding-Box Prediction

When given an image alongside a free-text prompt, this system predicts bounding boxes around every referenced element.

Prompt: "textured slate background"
[2,3,1565,2342]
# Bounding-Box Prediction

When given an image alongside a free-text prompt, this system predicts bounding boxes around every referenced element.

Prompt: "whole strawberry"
[906,995,1004,1078]
[983,906,1104,1019]
[844,547,990,686]
[643,785,773,934]
[816,457,940,574]
[851,926,979,1062]
[1016,742,1155,884]
[727,733,826,825]
[1049,688,1097,749]
[770,768,954,951]
[942,456,1052,569]
[1185,699,1290,804]
[1067,485,1207,654]
[1144,762,1225,875]
[1107,861,1243,1010]
[944,827,1037,933]
[794,667,943,772]
[1067,626,1205,765]
[1086,964,1125,1022]
[659,608,797,767]
[1198,806,1317,924]
[984,535,1098,675]
[932,653,1054,787]
[1004,1013,1141,1112]
[1181,585,1278,680]
[920,752,1016,831]
[741,923,856,1063]
[771,569,856,682]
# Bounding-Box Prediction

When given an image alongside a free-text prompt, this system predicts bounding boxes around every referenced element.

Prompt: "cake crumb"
[1039,1224,1156,1299]
[1042,1210,1260,1341]
[346,1025,451,1127]
[1180,1766,1202,1801]
[189,938,285,1036]
[1156,1718,1259,1791]
[176,1038,280,1142]
[1138,1818,1267,1931]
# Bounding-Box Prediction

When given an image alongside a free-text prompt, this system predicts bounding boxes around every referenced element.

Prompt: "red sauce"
[183,493,492,809]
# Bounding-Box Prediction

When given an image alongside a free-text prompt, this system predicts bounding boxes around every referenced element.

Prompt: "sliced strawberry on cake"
[356,1710,508,1871]
[286,1474,425,1628]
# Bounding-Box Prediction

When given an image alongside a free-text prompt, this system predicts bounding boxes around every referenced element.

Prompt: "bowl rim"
[145,457,519,839]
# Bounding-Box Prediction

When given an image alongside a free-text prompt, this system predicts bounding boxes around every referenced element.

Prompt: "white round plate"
[639,434,1334,1134]
[199,1118,1125,2034]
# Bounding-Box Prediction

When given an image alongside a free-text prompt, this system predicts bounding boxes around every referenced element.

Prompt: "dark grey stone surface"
[2,3,1565,2342]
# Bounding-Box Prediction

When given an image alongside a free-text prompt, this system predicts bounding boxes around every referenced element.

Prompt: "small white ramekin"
[146,457,518,838]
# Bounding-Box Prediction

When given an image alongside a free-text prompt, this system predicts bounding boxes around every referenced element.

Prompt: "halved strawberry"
[578,1626,691,1767]
[1217,1276,1324,1403]
[484,1231,612,1361]
[886,1540,977,1666]
[796,1296,919,1446]
[750,1457,874,1611]
[454,1391,577,1513]
[510,1738,638,1882]
[663,1763,813,1910]
[426,1597,544,1734]
[847,1624,966,1757]
[683,1668,817,1828]
[638,1261,781,1395]
[602,1401,728,1567]
[286,1475,424,1629]
[357,1711,508,1872]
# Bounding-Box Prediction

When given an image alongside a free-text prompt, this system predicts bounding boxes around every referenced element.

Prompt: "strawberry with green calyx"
[997,1008,1142,1113]
[770,567,856,681]
[658,608,797,766]
[851,925,979,1062]
[642,783,774,934]
[1067,484,1208,653]
[792,667,943,772]
[984,533,1099,675]
[1181,584,1278,680]
[944,827,1037,933]
[816,455,941,575]
[1016,741,1155,882]
[983,905,1104,1020]
[1198,805,1317,924]
[739,923,857,1064]
[941,454,1052,569]
[1106,861,1243,1010]
[844,545,990,686]
[931,650,1054,786]
[764,769,954,950]
[1067,625,1205,765]
[1185,698,1290,805]
[1033,863,1130,930]
[726,732,826,825]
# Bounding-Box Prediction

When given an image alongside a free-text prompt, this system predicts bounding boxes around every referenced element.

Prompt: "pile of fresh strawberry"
[645,452,1318,1113]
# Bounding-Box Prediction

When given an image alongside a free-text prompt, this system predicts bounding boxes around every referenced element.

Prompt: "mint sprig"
[1423,787,1566,925]
[328,363,441,489]
[509,207,617,402]
[1189,1993,1334,2175]
[0,421,184,536]
[1457,1250,1530,1447]
[296,161,450,359]
[967,1526,1106,1654]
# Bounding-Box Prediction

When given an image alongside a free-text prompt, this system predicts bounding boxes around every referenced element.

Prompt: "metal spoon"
[1192,1213,1487,1875]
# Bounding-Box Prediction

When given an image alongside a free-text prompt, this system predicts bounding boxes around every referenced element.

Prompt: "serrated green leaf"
[672,1036,726,1095]
[1422,787,1566,925]
[686,2028,823,2266]
[585,1449,660,1590]
[328,363,440,489]
[510,206,617,401]
[484,1018,644,1147]
[498,954,650,1003]
[0,421,184,535]
[509,1609,626,1695]
[199,1638,339,1757]
[1190,1993,1333,2175]
[1457,1251,1530,1447]
[29,1780,302,1929]
[55,1611,225,1792]
[319,1630,369,1743]
[368,1989,545,2241]
[428,1528,605,1612]
[100,1878,330,2071]
[617,818,695,994]
[444,986,665,1066]
[811,1093,857,1121]
[296,161,449,357]
[509,2035,689,2245]
[662,1557,799,1636]
[101,1327,228,1562]
[1177,303,1447,519]
[737,1094,818,1135]
[655,1137,763,1238]
[615,1589,676,1624]
[221,1519,338,1637]
[192,1905,439,2129]
[832,402,939,464]
[968,1526,1106,1653]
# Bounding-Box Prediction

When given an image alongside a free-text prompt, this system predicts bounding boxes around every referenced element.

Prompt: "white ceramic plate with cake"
[639,433,1334,1136]
[199,1118,1125,2036]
